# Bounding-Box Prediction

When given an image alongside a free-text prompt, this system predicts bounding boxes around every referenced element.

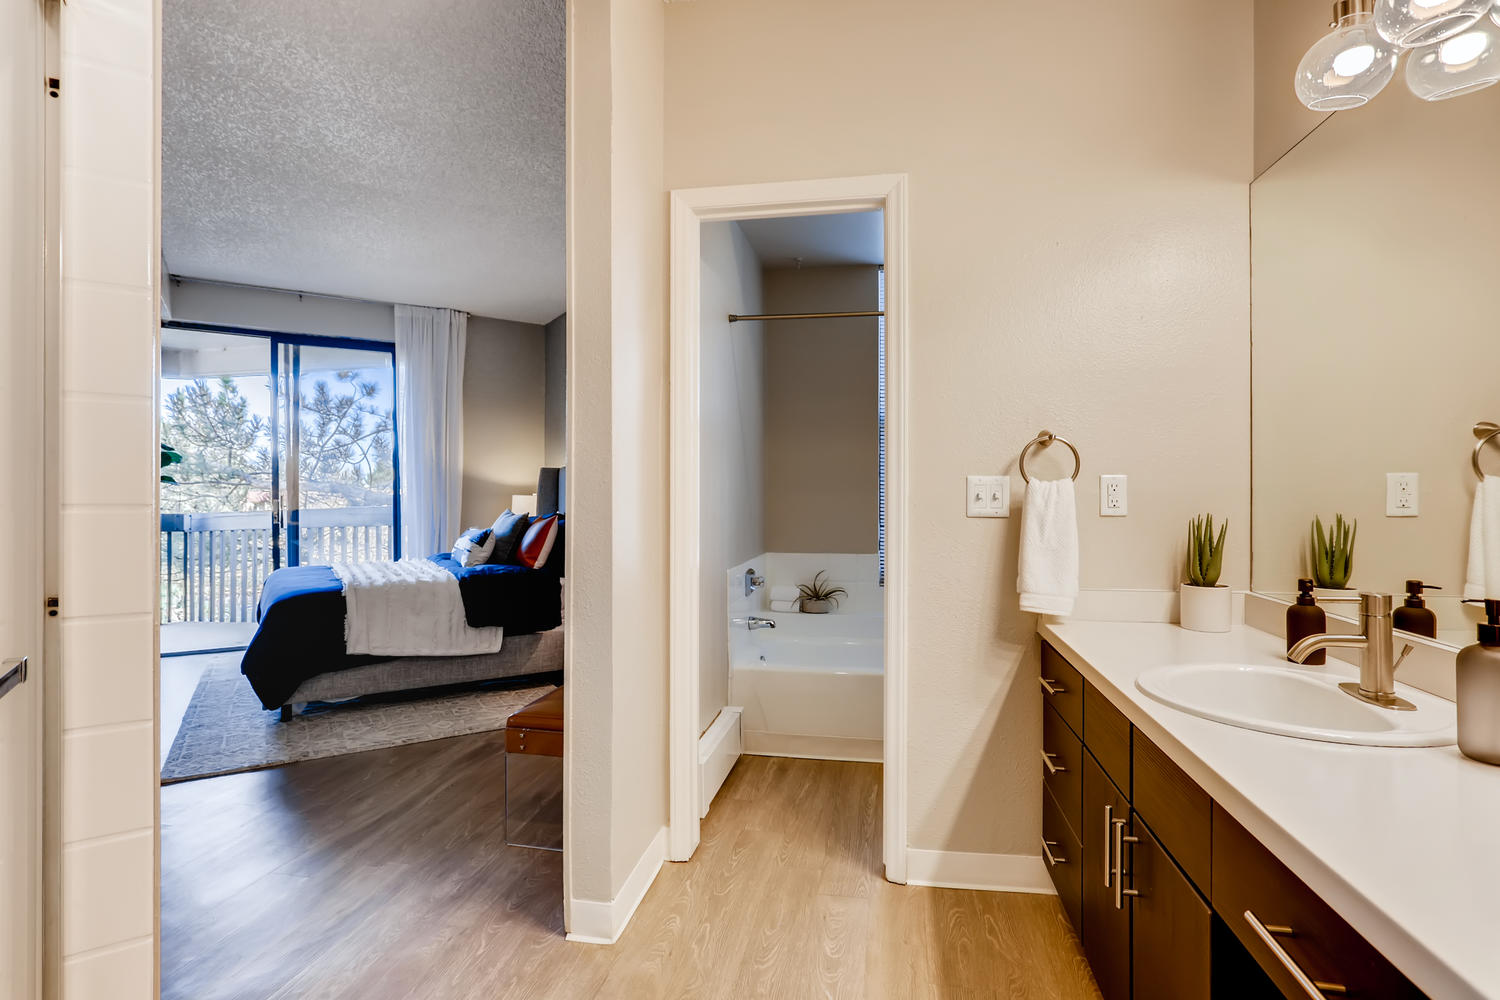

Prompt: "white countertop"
[1039,620,1500,1000]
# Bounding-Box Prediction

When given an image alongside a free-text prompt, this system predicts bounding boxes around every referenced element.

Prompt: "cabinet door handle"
[1242,910,1349,998]
[1103,805,1113,888]
[1041,839,1065,867]
[1038,676,1066,696]
[1040,749,1066,775]
[1112,816,1140,910]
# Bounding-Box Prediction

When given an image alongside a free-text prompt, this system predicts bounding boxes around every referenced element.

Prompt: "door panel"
[1131,817,1211,1000]
[1,0,47,996]
[1081,752,1130,1000]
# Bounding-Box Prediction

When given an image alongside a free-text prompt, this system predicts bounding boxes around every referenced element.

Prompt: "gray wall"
[699,221,764,733]
[544,312,567,467]
[167,278,396,341]
[762,265,879,554]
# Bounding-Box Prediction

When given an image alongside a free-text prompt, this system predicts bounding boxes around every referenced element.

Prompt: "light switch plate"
[1387,472,1419,517]
[1100,474,1127,516]
[966,475,1010,518]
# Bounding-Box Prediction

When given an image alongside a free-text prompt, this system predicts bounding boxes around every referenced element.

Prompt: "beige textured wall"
[544,312,567,467]
[699,221,764,733]
[763,266,879,555]
[1251,84,1500,631]
[566,0,670,909]
[665,0,1253,859]
[1254,0,1333,176]
[460,316,547,529]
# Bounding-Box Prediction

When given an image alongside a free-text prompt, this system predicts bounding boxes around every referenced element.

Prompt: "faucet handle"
[1393,643,1415,673]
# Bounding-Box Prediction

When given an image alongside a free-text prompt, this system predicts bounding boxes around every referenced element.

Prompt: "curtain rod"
[728,310,884,323]
[169,274,399,310]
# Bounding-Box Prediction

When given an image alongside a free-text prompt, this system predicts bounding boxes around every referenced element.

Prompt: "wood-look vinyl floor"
[163,736,1100,1000]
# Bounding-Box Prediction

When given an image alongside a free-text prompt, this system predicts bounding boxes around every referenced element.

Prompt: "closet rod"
[727,310,884,323]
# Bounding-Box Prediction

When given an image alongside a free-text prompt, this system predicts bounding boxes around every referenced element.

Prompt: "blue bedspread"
[240,554,562,710]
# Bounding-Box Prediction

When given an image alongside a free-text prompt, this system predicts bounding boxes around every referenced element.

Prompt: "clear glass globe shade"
[1375,0,1492,48]
[1295,13,1401,110]
[1406,19,1500,98]
[1493,2,1500,26]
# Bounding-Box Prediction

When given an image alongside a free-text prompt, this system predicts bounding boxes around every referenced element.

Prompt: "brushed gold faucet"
[1287,592,1417,711]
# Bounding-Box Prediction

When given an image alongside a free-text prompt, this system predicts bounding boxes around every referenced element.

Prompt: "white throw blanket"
[333,559,503,657]
[1466,476,1500,601]
[1017,477,1079,616]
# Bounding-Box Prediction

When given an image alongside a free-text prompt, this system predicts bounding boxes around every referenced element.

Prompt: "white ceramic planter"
[1180,584,1233,633]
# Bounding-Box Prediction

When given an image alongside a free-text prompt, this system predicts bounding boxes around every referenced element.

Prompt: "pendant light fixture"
[1296,0,1401,110]
[1406,18,1500,98]
[1374,0,1493,48]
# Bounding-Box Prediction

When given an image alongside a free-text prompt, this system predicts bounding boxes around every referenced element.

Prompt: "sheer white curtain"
[395,304,467,558]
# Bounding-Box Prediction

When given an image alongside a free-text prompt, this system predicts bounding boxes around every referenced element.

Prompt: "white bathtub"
[731,611,884,762]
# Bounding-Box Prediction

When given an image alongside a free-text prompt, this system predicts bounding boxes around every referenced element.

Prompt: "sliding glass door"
[160,325,398,648]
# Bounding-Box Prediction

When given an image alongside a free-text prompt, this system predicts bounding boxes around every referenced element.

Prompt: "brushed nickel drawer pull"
[1041,839,1065,866]
[1039,676,1066,696]
[1243,910,1349,998]
[1104,805,1113,887]
[1040,749,1066,775]
[1112,816,1140,910]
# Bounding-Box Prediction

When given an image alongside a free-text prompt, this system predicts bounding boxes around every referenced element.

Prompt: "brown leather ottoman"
[505,686,563,851]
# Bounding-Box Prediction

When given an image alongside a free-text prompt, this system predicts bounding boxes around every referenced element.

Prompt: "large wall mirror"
[1251,82,1500,649]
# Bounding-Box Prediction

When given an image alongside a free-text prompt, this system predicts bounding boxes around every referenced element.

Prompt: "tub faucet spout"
[745,616,777,631]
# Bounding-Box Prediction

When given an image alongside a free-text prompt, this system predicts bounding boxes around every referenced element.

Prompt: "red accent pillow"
[516,514,560,569]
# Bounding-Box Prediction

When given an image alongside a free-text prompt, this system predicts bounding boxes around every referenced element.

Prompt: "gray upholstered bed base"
[278,626,564,720]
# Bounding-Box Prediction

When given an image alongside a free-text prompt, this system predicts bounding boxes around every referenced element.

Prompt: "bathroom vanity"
[1036,620,1500,1000]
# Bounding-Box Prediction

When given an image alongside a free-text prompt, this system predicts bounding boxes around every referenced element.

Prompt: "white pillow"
[451,527,497,567]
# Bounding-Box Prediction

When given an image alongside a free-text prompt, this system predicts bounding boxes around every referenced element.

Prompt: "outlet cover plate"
[1387,472,1419,517]
[1100,474,1127,516]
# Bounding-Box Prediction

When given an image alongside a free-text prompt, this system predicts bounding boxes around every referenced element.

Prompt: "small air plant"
[797,571,848,614]
[1311,514,1357,589]
[1185,514,1228,588]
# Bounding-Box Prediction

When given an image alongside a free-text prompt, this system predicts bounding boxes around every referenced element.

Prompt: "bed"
[241,469,566,718]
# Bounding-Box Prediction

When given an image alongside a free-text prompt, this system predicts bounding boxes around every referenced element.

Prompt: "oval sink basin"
[1136,663,1456,747]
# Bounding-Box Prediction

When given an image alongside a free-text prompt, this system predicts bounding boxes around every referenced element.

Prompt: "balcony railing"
[160,506,395,624]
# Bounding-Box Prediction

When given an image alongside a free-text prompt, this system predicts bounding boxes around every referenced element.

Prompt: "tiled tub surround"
[728,554,883,762]
[1039,618,1498,999]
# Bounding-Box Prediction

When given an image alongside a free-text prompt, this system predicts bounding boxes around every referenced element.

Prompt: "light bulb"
[1375,0,1492,47]
[1407,18,1500,97]
[1296,11,1401,109]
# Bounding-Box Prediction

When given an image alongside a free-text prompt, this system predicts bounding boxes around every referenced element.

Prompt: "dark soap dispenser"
[1393,580,1440,639]
[1457,600,1500,766]
[1286,578,1326,665]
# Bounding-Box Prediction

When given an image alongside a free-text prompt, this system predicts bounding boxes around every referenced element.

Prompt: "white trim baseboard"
[565,826,668,945]
[903,848,1056,894]
[698,707,742,818]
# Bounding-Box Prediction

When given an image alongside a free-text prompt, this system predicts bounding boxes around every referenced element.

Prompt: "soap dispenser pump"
[1393,580,1441,639]
[1286,578,1326,665]
[1457,600,1500,766]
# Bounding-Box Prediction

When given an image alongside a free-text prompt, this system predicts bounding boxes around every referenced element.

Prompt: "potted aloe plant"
[797,571,847,615]
[1180,514,1231,633]
[1310,514,1357,595]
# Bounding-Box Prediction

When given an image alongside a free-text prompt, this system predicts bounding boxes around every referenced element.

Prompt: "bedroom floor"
[161,745,1097,1000]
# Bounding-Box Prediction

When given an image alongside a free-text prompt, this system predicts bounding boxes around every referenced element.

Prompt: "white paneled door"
[1,1,47,998]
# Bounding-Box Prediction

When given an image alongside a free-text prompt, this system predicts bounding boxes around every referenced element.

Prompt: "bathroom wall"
[698,221,765,733]
[762,266,879,555]
[1253,0,1333,176]
[544,312,567,467]
[665,0,1253,864]
[1251,83,1500,638]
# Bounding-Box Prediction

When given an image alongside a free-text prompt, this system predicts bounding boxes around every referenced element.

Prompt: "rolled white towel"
[769,585,800,603]
[769,599,800,613]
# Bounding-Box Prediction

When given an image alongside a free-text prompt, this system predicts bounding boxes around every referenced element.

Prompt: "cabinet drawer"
[1042,784,1082,933]
[1133,728,1212,893]
[1212,805,1426,1000]
[1039,641,1083,737]
[1041,701,1083,840]
[1084,682,1131,797]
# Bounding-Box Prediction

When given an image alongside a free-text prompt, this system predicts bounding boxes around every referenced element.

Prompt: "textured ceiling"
[163,0,564,324]
[738,212,885,270]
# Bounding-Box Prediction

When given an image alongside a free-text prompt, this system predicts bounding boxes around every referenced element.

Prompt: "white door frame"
[667,174,909,883]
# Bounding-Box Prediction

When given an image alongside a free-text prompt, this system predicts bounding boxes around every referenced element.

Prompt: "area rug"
[161,653,557,784]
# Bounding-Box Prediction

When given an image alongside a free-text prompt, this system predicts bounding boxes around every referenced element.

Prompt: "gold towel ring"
[1019,431,1081,484]
[1474,422,1500,480]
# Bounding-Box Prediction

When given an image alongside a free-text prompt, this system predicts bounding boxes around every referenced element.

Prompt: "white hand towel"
[1018,477,1079,616]
[769,585,800,603]
[769,599,800,613]
[1465,476,1500,600]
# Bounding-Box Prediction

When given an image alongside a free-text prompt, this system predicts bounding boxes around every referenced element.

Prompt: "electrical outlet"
[1100,474,1127,516]
[1387,472,1419,517]
[966,475,1010,518]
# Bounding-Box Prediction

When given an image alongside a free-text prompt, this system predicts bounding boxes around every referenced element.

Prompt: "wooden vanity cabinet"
[1039,639,1426,1000]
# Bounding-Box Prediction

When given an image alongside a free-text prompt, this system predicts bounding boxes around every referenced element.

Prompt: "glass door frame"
[161,320,402,568]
